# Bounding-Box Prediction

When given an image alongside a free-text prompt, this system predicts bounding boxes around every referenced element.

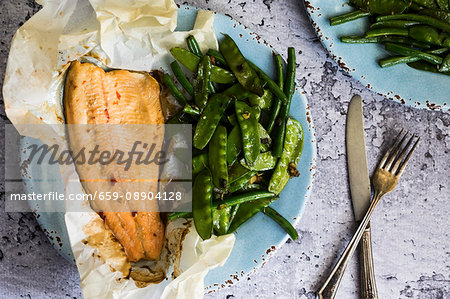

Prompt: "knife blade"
[346,95,371,221]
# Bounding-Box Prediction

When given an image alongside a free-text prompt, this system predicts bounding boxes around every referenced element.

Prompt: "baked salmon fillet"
[64,61,165,262]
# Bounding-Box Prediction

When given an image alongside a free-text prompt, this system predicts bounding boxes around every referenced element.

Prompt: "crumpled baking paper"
[2,0,235,298]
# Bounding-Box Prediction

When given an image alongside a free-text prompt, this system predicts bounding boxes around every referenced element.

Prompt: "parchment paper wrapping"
[2,0,235,298]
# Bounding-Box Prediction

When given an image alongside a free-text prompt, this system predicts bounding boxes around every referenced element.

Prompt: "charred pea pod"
[228,170,258,193]
[420,8,450,23]
[227,163,257,193]
[214,191,275,209]
[194,55,212,110]
[209,125,228,189]
[268,118,304,195]
[212,206,232,235]
[192,152,209,175]
[273,47,296,158]
[240,151,277,171]
[409,25,450,48]
[235,100,261,166]
[258,123,272,152]
[194,94,232,150]
[193,169,214,240]
[227,196,277,233]
[170,47,236,84]
[407,60,450,75]
[263,206,298,241]
[440,53,450,72]
[223,83,256,100]
[248,89,273,109]
[207,49,227,66]
[227,125,243,165]
[220,34,265,96]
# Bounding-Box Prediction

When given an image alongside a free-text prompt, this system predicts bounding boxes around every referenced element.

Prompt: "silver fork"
[318,129,420,299]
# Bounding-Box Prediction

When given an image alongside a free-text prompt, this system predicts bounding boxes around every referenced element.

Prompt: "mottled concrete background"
[0,1,449,298]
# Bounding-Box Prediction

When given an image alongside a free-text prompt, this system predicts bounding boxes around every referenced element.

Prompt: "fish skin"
[64,61,165,262]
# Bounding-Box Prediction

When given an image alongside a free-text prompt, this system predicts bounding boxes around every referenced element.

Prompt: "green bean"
[183,104,200,117]
[168,212,193,221]
[247,60,288,103]
[370,20,421,30]
[214,191,275,209]
[265,54,284,134]
[228,196,277,233]
[212,206,231,235]
[192,169,213,240]
[269,118,304,195]
[193,94,232,150]
[240,151,277,171]
[209,125,228,189]
[330,10,371,26]
[187,35,203,57]
[235,100,261,166]
[227,125,242,165]
[365,28,409,38]
[272,47,296,158]
[263,206,298,241]
[379,48,448,68]
[162,73,187,106]
[376,14,450,32]
[170,61,194,96]
[192,152,208,175]
[194,55,212,110]
[220,34,265,96]
[407,60,449,74]
[340,35,431,48]
[170,47,235,84]
[275,54,284,88]
[248,89,273,109]
[207,49,227,66]
[385,42,443,65]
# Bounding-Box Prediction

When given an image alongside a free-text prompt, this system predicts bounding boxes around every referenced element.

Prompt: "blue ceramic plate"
[305,0,449,111]
[22,5,316,292]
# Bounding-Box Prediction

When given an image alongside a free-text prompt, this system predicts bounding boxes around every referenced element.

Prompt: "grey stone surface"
[0,0,449,298]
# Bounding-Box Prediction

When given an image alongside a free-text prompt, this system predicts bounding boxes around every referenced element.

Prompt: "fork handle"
[360,222,378,299]
[317,192,382,299]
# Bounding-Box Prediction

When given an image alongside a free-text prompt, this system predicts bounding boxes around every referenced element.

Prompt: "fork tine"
[378,129,404,169]
[384,130,408,170]
[396,136,420,176]
[391,134,416,173]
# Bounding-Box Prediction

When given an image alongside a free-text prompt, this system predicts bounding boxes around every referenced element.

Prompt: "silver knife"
[346,95,378,299]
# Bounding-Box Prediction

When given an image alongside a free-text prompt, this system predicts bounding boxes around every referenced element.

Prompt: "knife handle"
[360,222,378,299]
